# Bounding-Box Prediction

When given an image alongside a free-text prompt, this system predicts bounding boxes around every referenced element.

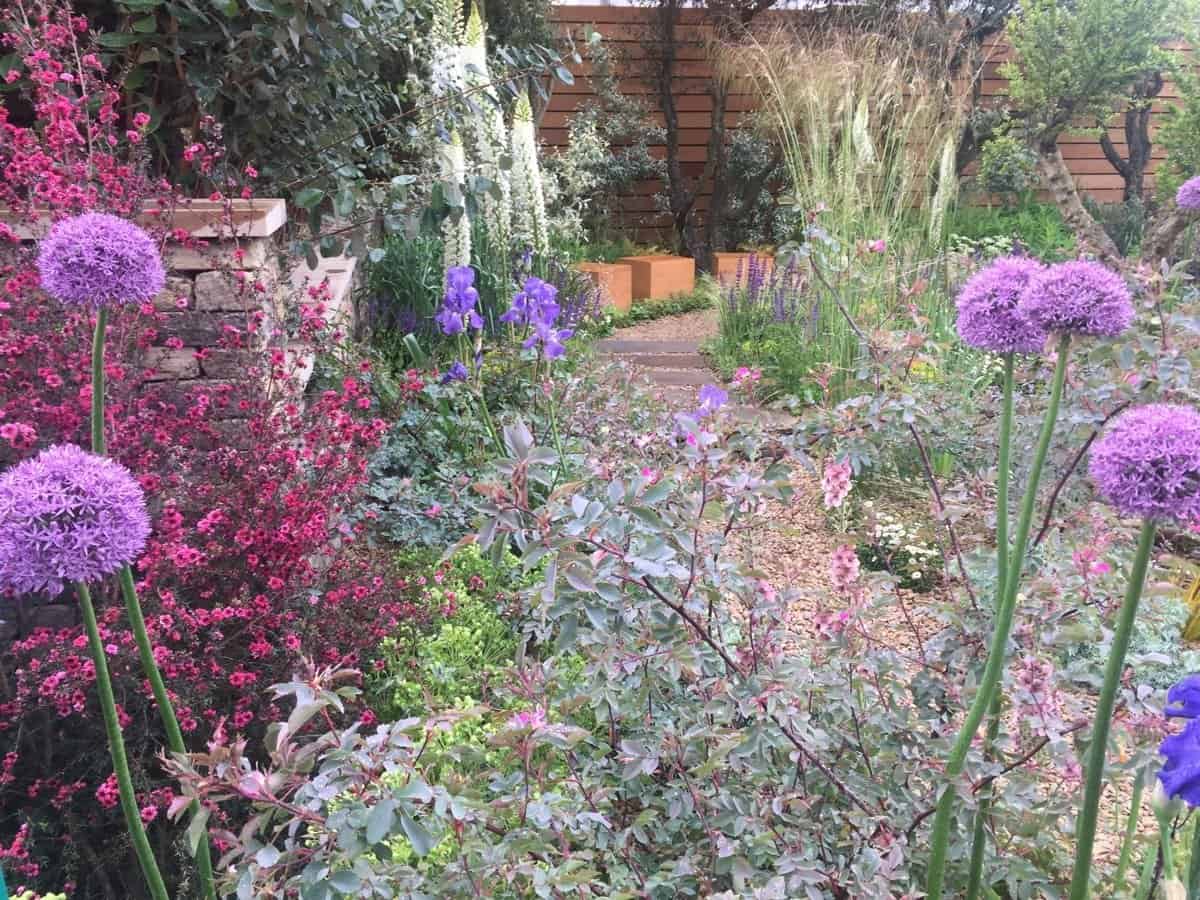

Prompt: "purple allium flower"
[1177,176,1200,211]
[1166,675,1200,719]
[696,384,729,419]
[441,361,469,384]
[954,256,1047,354]
[1018,260,1134,338]
[1089,404,1200,522]
[437,265,483,336]
[0,445,151,597]
[37,213,165,307]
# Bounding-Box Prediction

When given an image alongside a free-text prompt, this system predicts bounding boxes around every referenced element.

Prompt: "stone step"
[597,339,700,355]
[644,369,713,387]
[626,352,709,369]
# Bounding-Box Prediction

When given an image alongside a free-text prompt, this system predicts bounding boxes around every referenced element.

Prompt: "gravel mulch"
[613,308,719,343]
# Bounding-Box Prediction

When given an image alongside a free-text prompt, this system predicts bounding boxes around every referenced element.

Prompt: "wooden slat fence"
[540,4,1189,243]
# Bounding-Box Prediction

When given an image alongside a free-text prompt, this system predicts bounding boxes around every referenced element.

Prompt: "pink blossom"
[507,708,547,731]
[822,459,853,509]
[829,544,861,594]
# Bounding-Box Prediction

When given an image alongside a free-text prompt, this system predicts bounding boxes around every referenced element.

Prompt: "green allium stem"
[91,307,108,454]
[965,353,1016,900]
[76,581,169,900]
[91,313,217,898]
[1068,518,1158,900]
[118,566,217,900]
[926,336,1071,900]
[1133,838,1157,900]
[1113,775,1146,897]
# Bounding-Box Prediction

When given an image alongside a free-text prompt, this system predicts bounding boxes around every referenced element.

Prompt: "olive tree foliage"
[1003,0,1198,264]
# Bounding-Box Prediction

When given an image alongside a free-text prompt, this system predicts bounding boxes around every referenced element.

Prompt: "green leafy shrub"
[948,200,1077,260]
[977,132,1040,201]
[368,545,524,720]
[1084,196,1147,257]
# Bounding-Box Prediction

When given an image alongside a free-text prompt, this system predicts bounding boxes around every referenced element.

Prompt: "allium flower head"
[1089,404,1200,522]
[0,444,151,596]
[37,212,165,307]
[954,256,1047,354]
[1018,260,1133,338]
[1177,176,1200,211]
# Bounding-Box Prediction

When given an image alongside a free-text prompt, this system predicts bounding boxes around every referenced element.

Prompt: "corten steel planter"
[712,251,774,285]
[616,254,696,300]
[576,261,634,313]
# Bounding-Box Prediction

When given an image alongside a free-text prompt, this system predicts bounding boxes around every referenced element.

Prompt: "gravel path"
[613,308,718,343]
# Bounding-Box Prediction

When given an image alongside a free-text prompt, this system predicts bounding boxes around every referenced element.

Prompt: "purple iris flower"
[695,384,729,419]
[522,318,574,360]
[1159,674,1200,805]
[1167,675,1200,719]
[441,361,469,384]
[437,266,483,336]
[501,277,559,327]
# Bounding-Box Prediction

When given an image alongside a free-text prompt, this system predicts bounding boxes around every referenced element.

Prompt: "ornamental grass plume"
[36,212,165,307]
[1018,260,1134,338]
[0,444,150,596]
[1177,176,1200,211]
[954,255,1047,354]
[1068,404,1200,900]
[1088,404,1200,523]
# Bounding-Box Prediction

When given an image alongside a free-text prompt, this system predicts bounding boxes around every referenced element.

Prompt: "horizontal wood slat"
[541,4,1192,242]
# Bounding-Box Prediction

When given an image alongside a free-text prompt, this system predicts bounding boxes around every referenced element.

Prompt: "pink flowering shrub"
[0,3,404,893]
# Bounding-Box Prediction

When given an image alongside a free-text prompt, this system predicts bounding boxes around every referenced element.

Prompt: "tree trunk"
[653,0,699,257]
[1097,71,1162,203]
[698,76,732,271]
[1036,141,1123,266]
[1142,207,1197,264]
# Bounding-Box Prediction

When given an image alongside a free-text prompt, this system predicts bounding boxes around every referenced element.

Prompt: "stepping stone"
[644,369,713,387]
[597,339,700,355]
[625,352,708,369]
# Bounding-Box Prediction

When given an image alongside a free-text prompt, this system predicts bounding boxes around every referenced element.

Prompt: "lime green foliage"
[369,546,526,721]
[1003,0,1184,141]
[948,201,1076,261]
